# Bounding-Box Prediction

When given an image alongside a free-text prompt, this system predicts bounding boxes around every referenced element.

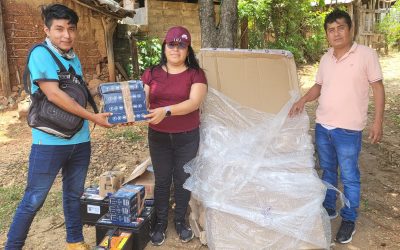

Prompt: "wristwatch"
[165,106,172,117]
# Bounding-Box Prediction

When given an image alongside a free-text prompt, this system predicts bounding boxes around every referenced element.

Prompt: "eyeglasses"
[166,42,188,50]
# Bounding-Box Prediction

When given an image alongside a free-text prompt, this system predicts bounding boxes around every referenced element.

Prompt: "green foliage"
[136,38,162,77]
[393,114,400,127]
[106,127,144,143]
[238,0,329,64]
[0,186,62,233]
[238,0,270,48]
[378,2,400,48]
[361,198,370,211]
[387,94,400,127]
[0,186,23,233]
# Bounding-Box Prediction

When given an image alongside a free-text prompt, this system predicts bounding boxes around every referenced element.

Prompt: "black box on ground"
[95,228,133,250]
[80,194,109,226]
[95,206,156,250]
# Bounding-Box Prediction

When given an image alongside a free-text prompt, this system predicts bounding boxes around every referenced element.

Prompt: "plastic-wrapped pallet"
[184,88,331,249]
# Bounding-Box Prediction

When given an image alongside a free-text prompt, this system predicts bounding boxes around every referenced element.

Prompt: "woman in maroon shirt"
[141,26,207,246]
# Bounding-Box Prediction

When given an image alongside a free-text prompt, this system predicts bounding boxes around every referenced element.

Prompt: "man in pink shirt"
[289,9,385,244]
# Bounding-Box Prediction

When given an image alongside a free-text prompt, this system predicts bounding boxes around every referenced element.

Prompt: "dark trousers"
[148,127,199,225]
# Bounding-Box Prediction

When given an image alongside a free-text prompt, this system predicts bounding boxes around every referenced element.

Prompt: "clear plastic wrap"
[184,88,331,249]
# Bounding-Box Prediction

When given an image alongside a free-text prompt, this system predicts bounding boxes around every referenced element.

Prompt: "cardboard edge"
[123,157,151,185]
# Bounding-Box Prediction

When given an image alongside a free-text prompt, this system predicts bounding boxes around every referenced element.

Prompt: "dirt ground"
[0,51,399,250]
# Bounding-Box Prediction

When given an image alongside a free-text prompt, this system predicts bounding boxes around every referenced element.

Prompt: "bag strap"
[38,44,68,72]
[23,43,99,113]
[23,43,49,95]
[23,43,68,95]
[85,83,99,113]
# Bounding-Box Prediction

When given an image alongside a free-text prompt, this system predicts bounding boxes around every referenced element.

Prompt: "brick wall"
[146,0,202,51]
[1,0,210,95]
[2,0,107,93]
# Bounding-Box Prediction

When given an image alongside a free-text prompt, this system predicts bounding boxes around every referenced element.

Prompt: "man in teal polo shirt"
[5,4,112,250]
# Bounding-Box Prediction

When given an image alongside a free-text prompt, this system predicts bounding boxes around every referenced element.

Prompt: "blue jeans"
[6,142,91,250]
[315,123,362,222]
[148,127,200,225]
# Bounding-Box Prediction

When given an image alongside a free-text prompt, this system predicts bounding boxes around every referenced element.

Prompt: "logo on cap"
[165,26,191,46]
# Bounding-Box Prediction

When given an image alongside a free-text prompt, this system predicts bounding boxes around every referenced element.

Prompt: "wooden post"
[102,17,117,82]
[353,0,362,43]
[0,1,11,96]
[130,36,140,79]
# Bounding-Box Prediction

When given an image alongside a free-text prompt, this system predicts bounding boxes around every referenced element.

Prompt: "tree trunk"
[218,0,238,48]
[240,16,248,49]
[199,0,218,48]
[353,0,362,42]
[199,0,238,48]
[270,0,281,42]
[130,35,140,78]
[0,1,11,97]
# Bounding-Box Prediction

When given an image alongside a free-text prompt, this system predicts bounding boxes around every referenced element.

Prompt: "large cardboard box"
[192,49,329,249]
[198,48,299,113]
[206,208,328,250]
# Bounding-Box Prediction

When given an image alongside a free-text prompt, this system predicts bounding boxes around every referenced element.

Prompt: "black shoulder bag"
[23,44,98,139]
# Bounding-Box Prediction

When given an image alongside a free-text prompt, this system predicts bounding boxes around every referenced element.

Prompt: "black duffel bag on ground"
[23,44,98,139]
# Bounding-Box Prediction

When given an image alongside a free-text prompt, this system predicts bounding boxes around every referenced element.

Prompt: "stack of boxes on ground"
[80,158,155,250]
[80,171,126,226]
[98,80,148,124]
[108,184,145,226]
[183,49,331,249]
[96,184,152,250]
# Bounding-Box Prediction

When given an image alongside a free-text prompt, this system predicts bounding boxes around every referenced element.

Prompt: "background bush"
[378,1,400,49]
[130,37,162,78]
[238,0,329,64]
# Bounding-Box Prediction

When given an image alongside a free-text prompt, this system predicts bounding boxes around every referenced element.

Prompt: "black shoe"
[151,222,167,246]
[335,220,356,244]
[325,207,338,219]
[175,221,194,243]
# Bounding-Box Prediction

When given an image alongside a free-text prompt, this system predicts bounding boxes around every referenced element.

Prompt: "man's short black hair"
[324,9,352,31]
[41,4,79,28]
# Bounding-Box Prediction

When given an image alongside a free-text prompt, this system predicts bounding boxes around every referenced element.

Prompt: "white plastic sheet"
[184,88,331,249]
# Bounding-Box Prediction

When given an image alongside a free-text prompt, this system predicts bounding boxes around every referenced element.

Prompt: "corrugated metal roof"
[73,0,135,19]
[324,0,354,4]
[311,0,353,6]
[312,0,397,6]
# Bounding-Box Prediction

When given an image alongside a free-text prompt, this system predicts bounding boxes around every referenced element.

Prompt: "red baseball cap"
[164,26,191,47]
